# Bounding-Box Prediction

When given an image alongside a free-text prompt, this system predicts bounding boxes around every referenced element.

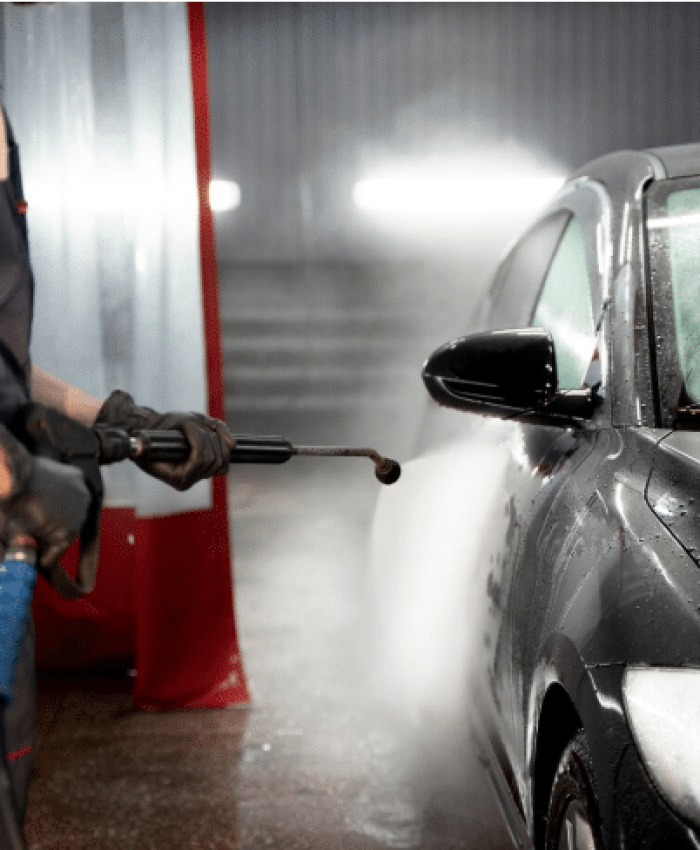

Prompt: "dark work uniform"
[0,113,33,414]
[0,109,37,824]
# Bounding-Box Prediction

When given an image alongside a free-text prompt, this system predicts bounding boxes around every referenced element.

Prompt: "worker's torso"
[0,109,33,417]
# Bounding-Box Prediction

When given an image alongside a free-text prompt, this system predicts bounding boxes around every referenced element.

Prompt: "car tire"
[544,728,604,850]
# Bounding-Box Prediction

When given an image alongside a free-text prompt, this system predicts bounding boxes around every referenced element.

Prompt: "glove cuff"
[96,390,158,434]
[95,389,136,426]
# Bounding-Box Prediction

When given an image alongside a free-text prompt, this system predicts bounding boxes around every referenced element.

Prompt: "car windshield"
[646,176,700,406]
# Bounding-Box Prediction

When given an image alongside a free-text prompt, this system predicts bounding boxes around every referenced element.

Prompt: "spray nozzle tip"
[375,458,401,486]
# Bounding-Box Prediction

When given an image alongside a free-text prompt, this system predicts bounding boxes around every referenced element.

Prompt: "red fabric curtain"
[33,2,250,710]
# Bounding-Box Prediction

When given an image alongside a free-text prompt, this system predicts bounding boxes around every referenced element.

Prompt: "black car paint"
[417,145,700,847]
[475,403,700,848]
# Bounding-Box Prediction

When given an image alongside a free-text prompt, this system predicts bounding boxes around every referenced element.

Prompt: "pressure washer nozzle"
[290,444,401,486]
[374,457,401,486]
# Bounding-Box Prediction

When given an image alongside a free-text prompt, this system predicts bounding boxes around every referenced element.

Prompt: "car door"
[482,187,611,822]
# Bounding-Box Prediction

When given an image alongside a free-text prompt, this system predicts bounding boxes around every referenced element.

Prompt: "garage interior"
[3,3,700,848]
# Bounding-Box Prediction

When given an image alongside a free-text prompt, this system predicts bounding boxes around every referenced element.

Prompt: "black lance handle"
[125,432,294,465]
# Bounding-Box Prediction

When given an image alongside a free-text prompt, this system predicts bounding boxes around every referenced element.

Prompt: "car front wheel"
[544,729,604,850]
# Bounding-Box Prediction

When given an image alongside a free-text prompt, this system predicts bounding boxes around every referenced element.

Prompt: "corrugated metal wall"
[207,3,700,447]
[207,2,700,264]
[206,3,700,446]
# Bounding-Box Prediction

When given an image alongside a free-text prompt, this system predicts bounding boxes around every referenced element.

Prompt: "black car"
[372,143,700,849]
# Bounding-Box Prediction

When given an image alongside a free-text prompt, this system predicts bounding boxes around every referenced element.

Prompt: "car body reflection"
[371,143,700,849]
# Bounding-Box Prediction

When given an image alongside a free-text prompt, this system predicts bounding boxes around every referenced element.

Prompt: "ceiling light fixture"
[209,179,241,212]
[353,175,565,214]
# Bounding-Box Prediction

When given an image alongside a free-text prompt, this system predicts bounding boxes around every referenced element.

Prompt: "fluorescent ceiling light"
[209,179,241,212]
[353,175,566,213]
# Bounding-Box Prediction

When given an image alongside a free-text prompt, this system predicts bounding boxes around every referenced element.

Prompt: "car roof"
[566,142,700,186]
[646,142,700,178]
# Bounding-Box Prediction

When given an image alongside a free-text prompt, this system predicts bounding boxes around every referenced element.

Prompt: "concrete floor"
[24,464,512,849]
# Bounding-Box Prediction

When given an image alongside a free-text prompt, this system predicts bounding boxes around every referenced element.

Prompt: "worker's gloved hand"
[95,390,235,491]
[0,424,91,571]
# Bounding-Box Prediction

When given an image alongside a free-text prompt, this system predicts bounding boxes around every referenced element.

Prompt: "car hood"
[647,431,700,561]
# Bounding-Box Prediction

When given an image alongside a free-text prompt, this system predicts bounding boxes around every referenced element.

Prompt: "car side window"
[486,212,571,329]
[531,216,596,391]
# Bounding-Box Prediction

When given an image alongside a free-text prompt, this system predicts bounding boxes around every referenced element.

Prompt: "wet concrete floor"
[24,465,513,849]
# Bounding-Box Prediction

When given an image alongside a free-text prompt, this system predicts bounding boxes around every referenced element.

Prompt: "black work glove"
[95,390,235,492]
[0,424,91,572]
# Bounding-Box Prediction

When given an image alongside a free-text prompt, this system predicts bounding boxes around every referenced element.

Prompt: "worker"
[0,107,235,842]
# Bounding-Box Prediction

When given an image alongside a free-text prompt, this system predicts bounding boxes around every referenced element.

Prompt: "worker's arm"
[30,364,102,425]
[0,444,12,498]
[0,423,90,568]
[0,363,92,498]
[31,365,234,491]
[0,366,92,553]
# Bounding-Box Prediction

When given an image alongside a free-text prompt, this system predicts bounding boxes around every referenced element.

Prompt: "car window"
[531,216,596,391]
[646,179,700,409]
[486,212,571,329]
[665,189,700,402]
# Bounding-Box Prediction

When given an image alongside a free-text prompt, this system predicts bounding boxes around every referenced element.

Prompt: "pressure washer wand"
[120,432,402,485]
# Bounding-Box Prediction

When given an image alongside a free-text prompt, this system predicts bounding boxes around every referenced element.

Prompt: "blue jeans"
[3,617,35,824]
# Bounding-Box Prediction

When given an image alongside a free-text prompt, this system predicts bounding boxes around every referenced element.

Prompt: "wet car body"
[374,144,700,848]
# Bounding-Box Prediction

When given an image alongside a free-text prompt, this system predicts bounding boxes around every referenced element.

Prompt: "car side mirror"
[422,328,596,424]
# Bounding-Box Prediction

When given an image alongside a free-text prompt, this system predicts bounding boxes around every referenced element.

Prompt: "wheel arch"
[533,681,583,849]
[530,634,628,850]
